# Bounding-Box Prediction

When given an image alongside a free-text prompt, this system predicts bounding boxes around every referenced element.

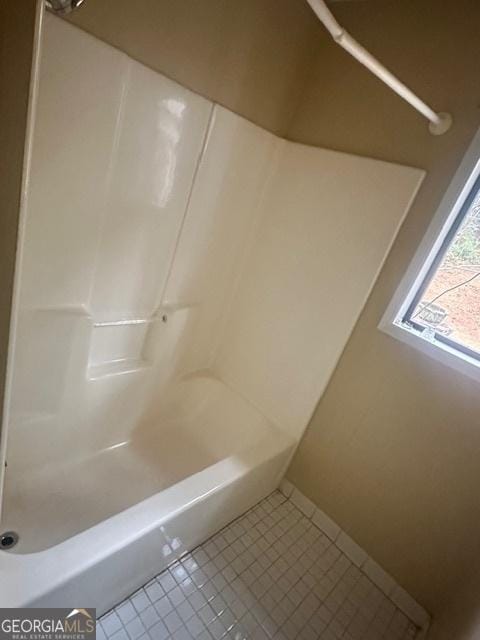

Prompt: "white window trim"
[379,126,480,384]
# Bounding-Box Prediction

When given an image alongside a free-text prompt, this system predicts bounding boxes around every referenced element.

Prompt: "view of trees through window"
[412,187,480,354]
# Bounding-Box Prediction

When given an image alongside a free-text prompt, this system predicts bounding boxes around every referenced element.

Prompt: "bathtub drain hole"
[0,531,19,550]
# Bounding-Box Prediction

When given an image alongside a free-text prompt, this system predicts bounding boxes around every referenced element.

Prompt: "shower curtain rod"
[305,0,452,135]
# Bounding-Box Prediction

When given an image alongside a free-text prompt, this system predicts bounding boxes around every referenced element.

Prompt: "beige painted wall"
[286,0,480,618]
[67,0,322,137]
[428,569,480,639]
[0,1,39,507]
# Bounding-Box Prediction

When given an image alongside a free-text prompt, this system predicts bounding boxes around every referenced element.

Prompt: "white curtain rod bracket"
[306,0,452,136]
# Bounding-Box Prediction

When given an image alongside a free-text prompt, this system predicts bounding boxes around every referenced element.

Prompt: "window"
[380,128,480,382]
[402,175,480,356]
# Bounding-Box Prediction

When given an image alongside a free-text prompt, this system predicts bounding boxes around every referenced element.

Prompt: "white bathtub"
[0,374,294,613]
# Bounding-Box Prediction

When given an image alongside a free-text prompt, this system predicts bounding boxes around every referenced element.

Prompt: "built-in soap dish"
[88,358,151,381]
[87,317,154,381]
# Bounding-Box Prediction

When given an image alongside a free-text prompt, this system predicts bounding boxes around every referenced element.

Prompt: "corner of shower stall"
[0,11,424,612]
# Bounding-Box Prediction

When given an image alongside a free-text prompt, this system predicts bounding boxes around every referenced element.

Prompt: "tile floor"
[98,491,420,640]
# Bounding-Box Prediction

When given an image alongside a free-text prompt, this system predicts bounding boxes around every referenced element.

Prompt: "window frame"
[379,127,480,383]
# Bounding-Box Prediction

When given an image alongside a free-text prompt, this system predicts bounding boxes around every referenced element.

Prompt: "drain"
[0,531,19,550]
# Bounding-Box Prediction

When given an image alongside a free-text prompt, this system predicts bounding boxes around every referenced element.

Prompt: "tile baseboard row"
[279,479,430,638]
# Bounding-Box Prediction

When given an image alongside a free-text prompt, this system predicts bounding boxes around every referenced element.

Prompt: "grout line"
[279,478,431,633]
[100,488,427,640]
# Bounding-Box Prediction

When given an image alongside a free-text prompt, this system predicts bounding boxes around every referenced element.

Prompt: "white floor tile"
[101,612,123,637]
[363,556,396,596]
[336,532,368,568]
[116,602,138,625]
[290,490,316,518]
[311,507,340,542]
[100,491,423,640]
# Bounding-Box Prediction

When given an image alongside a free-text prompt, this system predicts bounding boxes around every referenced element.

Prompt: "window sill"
[379,318,480,384]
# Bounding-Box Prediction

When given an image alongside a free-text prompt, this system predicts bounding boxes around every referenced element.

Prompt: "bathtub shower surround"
[0,14,423,611]
[98,491,423,640]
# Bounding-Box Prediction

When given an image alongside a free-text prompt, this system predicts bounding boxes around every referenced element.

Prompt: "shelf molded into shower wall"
[87,318,154,381]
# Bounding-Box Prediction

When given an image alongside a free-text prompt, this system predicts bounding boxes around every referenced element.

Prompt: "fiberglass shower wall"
[6,16,278,479]
[0,14,424,524]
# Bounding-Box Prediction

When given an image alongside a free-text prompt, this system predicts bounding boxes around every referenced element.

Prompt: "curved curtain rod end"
[429,112,453,136]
